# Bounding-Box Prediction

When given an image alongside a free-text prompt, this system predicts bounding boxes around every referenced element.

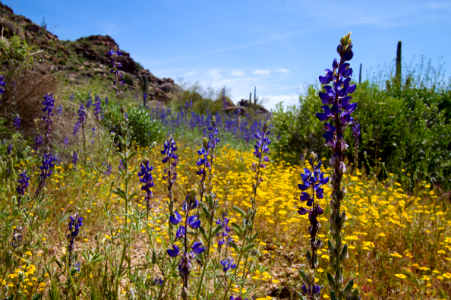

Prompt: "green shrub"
[272,82,451,190]
[122,73,134,86]
[103,106,164,148]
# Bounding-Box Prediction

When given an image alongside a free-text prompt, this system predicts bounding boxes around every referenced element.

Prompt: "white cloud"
[276,69,289,73]
[230,70,245,77]
[253,69,271,75]
[183,71,196,77]
[208,69,222,80]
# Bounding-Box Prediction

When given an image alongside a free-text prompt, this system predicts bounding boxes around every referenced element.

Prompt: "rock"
[25,23,40,33]
[85,35,117,48]
[0,36,10,47]
[34,62,49,75]
[0,17,24,39]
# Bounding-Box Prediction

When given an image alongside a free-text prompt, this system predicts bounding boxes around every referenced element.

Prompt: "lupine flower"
[315,32,360,300]
[230,297,248,300]
[57,105,63,114]
[153,278,164,286]
[118,159,124,171]
[105,96,108,105]
[108,46,124,98]
[94,95,103,120]
[0,74,5,98]
[167,191,204,297]
[138,159,155,212]
[220,257,236,273]
[38,152,56,187]
[103,161,112,176]
[42,93,55,142]
[16,170,30,206]
[69,93,74,101]
[14,115,21,131]
[86,93,93,110]
[35,134,43,151]
[67,213,83,267]
[78,102,86,124]
[216,212,232,252]
[73,121,81,136]
[297,154,328,300]
[7,144,12,154]
[63,136,69,148]
[72,151,78,171]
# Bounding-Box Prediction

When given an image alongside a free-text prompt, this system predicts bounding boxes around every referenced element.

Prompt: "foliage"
[103,105,164,148]
[272,81,451,190]
[122,73,134,86]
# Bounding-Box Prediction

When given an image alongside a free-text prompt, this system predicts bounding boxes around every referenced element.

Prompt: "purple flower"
[167,245,180,257]
[16,170,30,206]
[14,115,21,131]
[57,105,63,115]
[73,121,81,136]
[0,74,5,97]
[39,152,56,186]
[67,213,83,267]
[220,257,236,273]
[72,151,78,171]
[42,93,55,142]
[103,161,112,176]
[63,136,69,147]
[86,92,92,109]
[78,102,86,125]
[138,159,154,211]
[35,134,43,151]
[69,93,74,101]
[94,95,103,120]
[7,144,13,155]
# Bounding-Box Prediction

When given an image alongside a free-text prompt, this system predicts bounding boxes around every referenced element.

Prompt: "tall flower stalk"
[298,153,328,300]
[316,32,360,300]
[138,159,155,219]
[167,190,205,300]
[161,136,178,238]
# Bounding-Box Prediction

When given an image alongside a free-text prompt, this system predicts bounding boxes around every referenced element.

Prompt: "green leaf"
[330,290,338,300]
[327,273,338,292]
[229,241,239,252]
[199,226,208,241]
[242,243,255,253]
[299,269,307,280]
[212,224,222,236]
[342,279,354,298]
[232,206,246,217]
[231,222,244,234]
[250,232,259,241]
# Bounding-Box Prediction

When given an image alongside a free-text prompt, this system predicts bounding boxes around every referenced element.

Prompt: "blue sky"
[6,0,451,110]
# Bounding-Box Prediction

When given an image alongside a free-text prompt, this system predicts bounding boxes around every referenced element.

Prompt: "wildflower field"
[1,28,451,300]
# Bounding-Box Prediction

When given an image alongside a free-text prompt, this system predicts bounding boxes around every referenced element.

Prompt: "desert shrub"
[103,105,164,148]
[272,81,451,190]
[122,72,134,86]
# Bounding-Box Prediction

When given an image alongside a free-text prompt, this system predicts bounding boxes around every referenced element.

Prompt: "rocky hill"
[0,1,270,114]
[0,1,182,104]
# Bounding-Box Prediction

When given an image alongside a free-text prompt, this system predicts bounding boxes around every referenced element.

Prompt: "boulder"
[0,18,24,39]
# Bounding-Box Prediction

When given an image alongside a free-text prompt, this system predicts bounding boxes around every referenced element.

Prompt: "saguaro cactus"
[358,63,362,84]
[395,41,402,87]
[139,75,149,108]
[253,86,258,106]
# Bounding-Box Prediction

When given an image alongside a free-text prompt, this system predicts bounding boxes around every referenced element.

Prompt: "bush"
[122,73,134,86]
[272,82,451,190]
[103,105,164,148]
